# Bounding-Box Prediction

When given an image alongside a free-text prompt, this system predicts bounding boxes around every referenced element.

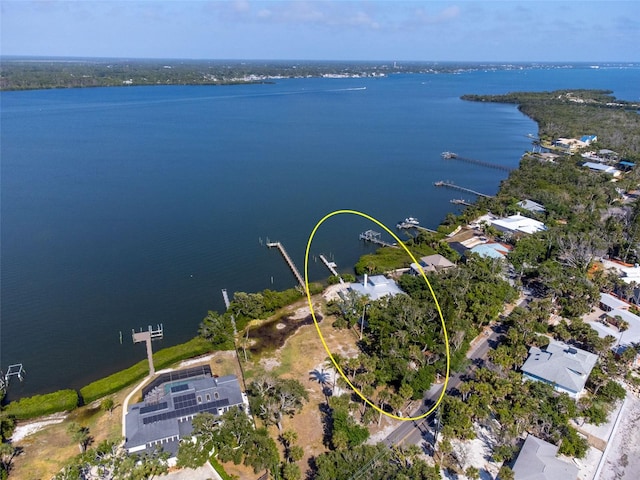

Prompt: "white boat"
[404,217,419,226]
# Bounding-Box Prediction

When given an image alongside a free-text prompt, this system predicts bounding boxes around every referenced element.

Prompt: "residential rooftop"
[125,367,246,457]
[512,434,578,480]
[348,274,404,301]
[521,340,598,398]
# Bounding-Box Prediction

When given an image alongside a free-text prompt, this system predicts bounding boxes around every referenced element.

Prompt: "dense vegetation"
[313,443,440,480]
[176,408,280,477]
[462,90,640,159]
[417,90,640,474]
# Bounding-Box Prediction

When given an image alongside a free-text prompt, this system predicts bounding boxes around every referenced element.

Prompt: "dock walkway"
[359,230,398,248]
[441,151,513,172]
[434,181,493,198]
[267,242,305,289]
[319,254,340,277]
[396,222,438,234]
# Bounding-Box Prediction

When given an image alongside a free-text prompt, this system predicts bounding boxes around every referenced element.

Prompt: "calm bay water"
[2,65,639,399]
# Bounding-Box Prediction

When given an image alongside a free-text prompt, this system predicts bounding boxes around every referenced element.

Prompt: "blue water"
[2,65,639,399]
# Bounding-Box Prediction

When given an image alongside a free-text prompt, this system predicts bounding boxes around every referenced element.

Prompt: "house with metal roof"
[348,274,404,301]
[490,213,546,235]
[512,434,578,480]
[520,340,598,399]
[517,199,546,214]
[124,368,246,457]
[599,292,630,312]
[582,162,621,177]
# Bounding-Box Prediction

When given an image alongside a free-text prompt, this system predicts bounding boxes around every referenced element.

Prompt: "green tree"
[498,465,515,480]
[282,462,302,480]
[198,310,235,348]
[250,377,308,431]
[67,422,92,453]
[100,397,115,416]
[558,426,589,458]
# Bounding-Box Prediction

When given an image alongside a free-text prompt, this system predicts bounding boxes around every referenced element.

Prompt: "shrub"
[80,336,212,404]
[3,389,78,420]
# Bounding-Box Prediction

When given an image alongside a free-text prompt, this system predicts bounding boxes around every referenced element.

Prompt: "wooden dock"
[441,151,513,172]
[319,254,339,277]
[434,181,493,198]
[396,222,438,234]
[359,230,398,248]
[450,199,473,206]
[267,242,305,289]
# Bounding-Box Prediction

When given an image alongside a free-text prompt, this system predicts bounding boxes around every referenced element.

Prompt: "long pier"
[441,151,513,172]
[359,230,398,248]
[450,198,474,206]
[434,181,493,198]
[267,242,305,289]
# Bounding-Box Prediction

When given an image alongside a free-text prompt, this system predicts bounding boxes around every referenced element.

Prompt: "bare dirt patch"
[10,387,128,480]
[243,299,361,476]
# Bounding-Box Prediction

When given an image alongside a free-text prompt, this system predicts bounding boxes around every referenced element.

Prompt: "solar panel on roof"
[170,384,189,393]
[140,402,168,415]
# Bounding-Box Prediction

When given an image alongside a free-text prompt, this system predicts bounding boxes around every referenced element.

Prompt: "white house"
[490,213,546,235]
[582,162,621,177]
[348,274,404,301]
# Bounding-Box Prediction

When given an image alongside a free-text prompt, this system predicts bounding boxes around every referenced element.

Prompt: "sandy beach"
[598,392,640,480]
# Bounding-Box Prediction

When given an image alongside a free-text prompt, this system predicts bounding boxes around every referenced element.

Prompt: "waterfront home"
[348,274,404,301]
[124,366,247,458]
[409,254,456,276]
[520,340,598,399]
[552,137,588,153]
[512,434,578,480]
[490,213,546,235]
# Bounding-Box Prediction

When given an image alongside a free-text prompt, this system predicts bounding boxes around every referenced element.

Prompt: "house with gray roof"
[124,367,246,457]
[599,292,630,312]
[517,199,546,214]
[512,434,578,480]
[520,340,598,399]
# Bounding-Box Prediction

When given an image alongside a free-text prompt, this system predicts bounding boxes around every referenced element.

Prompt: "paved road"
[383,293,528,448]
[382,323,505,447]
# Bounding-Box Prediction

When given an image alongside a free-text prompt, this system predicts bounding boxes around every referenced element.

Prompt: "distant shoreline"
[1,58,629,92]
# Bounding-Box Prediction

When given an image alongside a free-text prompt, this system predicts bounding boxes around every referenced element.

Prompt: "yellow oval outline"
[304,209,450,421]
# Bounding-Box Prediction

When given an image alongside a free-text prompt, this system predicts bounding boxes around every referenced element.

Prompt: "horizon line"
[2,55,639,65]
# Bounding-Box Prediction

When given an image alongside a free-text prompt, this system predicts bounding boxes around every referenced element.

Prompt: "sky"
[1,0,638,62]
